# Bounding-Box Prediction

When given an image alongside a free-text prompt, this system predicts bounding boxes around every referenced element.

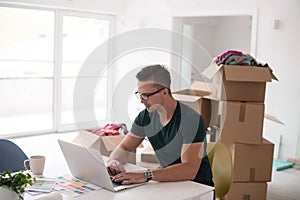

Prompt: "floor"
[9,132,300,200]
[267,168,300,200]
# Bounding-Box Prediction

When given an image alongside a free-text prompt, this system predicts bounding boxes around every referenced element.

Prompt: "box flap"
[262,138,274,145]
[173,89,210,97]
[223,65,272,82]
[202,59,222,79]
[73,130,100,147]
[268,67,279,81]
[172,93,202,103]
[264,113,285,125]
[101,135,143,152]
[101,135,124,151]
[191,81,211,93]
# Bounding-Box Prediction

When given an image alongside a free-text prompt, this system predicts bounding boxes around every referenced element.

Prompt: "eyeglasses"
[135,88,165,101]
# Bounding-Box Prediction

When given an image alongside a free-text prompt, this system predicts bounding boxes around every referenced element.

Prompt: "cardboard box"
[225,182,267,200]
[218,101,265,144]
[73,130,143,164]
[172,82,215,128]
[136,161,160,170]
[140,143,158,163]
[207,65,277,102]
[226,139,274,182]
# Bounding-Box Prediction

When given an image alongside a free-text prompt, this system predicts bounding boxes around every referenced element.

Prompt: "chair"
[0,139,29,172]
[207,142,232,199]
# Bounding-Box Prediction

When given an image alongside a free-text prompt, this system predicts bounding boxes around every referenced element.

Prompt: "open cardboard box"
[73,130,143,164]
[172,81,216,128]
[202,64,278,102]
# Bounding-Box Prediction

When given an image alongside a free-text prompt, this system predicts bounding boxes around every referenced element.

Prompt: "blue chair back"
[0,139,29,172]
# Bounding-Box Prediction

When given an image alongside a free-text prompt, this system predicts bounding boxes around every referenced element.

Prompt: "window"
[60,13,111,131]
[0,5,113,136]
[0,6,54,135]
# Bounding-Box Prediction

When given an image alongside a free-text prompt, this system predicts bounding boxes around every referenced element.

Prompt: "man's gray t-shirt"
[131,102,213,186]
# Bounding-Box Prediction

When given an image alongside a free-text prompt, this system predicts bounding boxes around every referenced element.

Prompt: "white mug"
[24,155,46,175]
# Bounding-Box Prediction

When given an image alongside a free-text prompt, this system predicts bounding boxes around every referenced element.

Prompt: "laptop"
[58,139,146,192]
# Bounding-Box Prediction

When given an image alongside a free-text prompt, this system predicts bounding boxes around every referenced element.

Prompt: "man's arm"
[118,132,144,153]
[112,142,204,184]
[151,142,203,181]
[107,132,144,175]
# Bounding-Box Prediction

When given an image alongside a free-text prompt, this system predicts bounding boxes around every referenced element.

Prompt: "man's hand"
[111,171,147,185]
[107,160,126,175]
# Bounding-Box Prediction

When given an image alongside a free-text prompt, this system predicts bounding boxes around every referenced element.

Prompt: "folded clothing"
[89,123,128,136]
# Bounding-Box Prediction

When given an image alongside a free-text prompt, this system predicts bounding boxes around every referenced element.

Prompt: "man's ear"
[163,88,169,96]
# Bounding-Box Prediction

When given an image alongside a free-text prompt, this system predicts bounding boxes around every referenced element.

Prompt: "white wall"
[186,16,251,83]
[214,16,251,56]
[116,0,172,33]
[2,0,300,161]
[118,0,300,162]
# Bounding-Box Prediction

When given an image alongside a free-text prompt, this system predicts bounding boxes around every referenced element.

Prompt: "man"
[107,64,213,187]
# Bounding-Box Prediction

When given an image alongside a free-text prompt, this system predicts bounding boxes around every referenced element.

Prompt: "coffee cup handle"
[24,159,30,170]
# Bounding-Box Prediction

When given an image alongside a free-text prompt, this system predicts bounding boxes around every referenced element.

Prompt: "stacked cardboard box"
[138,142,160,169]
[172,64,277,199]
[209,65,277,200]
[140,65,277,199]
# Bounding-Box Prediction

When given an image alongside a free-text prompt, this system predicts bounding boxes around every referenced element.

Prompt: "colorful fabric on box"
[216,50,243,64]
[224,54,252,65]
[89,123,128,136]
[227,55,257,66]
[216,50,269,67]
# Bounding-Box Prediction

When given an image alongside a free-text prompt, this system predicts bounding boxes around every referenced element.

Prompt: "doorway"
[171,11,257,89]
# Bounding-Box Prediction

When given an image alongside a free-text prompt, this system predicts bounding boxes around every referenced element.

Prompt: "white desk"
[24,155,214,200]
[57,181,213,200]
[25,181,213,200]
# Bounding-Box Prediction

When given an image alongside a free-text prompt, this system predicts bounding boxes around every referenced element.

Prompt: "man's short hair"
[136,64,171,89]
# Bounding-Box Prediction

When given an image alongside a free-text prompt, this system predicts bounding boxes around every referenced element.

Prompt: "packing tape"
[242,194,250,200]
[34,191,63,200]
[239,102,246,122]
[249,167,255,182]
